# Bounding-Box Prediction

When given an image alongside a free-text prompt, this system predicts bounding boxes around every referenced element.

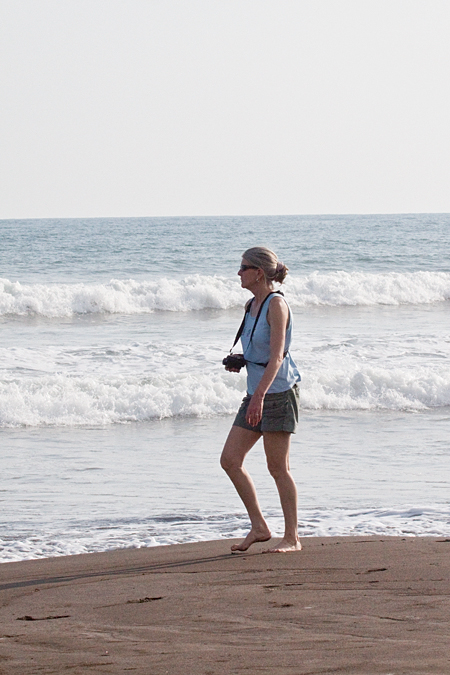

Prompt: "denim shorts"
[233,384,299,434]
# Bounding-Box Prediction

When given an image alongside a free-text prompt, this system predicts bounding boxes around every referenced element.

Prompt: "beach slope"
[1,536,449,674]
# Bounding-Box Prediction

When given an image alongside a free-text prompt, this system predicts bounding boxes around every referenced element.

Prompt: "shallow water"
[1,409,449,561]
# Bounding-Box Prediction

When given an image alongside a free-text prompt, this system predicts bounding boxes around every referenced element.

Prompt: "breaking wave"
[1,270,450,317]
[1,361,449,428]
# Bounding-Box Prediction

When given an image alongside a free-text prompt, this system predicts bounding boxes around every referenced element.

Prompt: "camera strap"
[229,291,284,355]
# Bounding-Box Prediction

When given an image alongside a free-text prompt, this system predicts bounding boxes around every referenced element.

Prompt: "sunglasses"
[239,265,259,272]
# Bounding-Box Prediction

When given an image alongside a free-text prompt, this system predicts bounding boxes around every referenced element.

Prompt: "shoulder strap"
[229,291,283,354]
[247,291,279,345]
[229,299,253,352]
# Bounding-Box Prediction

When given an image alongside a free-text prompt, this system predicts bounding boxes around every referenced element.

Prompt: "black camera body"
[222,353,246,371]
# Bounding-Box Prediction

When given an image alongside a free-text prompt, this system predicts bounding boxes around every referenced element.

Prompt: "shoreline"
[1,536,449,674]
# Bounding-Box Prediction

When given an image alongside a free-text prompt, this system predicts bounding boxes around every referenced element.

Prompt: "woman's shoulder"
[268,292,287,309]
[267,292,289,321]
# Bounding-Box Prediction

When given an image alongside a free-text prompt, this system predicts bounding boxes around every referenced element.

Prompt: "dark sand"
[1,537,449,674]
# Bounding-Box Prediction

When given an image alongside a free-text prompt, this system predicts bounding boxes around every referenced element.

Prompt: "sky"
[1,0,449,219]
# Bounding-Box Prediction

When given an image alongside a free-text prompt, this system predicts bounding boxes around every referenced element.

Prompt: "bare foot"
[264,537,302,553]
[231,528,272,552]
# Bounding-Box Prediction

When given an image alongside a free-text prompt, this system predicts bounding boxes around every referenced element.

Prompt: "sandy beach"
[1,537,449,674]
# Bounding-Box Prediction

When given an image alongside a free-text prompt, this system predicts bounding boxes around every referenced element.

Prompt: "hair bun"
[273,260,288,283]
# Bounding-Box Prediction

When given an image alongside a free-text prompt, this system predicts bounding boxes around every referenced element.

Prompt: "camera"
[222,353,246,371]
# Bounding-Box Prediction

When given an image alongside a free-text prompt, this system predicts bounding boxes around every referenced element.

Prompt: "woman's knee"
[266,459,290,481]
[221,426,260,473]
[220,445,242,474]
[220,451,233,473]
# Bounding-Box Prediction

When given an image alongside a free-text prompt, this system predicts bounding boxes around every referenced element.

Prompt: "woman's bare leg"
[220,425,271,551]
[263,431,301,552]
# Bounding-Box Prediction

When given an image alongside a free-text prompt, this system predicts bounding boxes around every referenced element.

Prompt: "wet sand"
[1,536,449,674]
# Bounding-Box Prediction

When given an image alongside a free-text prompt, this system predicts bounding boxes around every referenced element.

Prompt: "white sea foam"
[0,276,246,317]
[0,371,245,428]
[300,363,450,411]
[1,359,449,428]
[1,506,449,562]
[1,270,450,317]
[286,270,450,307]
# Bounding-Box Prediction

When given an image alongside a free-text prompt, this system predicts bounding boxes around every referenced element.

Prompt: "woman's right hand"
[245,392,264,427]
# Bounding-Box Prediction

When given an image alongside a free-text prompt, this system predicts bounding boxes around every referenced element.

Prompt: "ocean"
[1,214,449,562]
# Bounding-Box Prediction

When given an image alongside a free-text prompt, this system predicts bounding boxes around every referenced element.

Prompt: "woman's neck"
[252,283,274,307]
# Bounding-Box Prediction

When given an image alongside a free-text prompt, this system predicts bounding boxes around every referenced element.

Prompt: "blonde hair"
[242,246,288,284]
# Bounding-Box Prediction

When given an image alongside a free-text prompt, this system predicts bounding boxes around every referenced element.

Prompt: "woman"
[221,247,302,553]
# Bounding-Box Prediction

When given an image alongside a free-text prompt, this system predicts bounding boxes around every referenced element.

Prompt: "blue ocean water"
[1,213,448,282]
[1,214,449,561]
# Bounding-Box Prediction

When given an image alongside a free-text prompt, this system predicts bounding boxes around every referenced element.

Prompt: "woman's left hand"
[245,392,264,427]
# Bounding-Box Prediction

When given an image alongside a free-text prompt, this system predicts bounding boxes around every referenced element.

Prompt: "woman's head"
[241,247,288,284]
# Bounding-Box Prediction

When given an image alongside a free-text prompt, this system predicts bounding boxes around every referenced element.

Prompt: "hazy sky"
[1,0,449,218]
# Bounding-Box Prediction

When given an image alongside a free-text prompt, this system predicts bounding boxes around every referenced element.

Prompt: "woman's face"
[238,258,260,289]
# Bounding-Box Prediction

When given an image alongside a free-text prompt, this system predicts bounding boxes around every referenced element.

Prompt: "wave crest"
[1,362,449,428]
[0,371,244,428]
[0,276,246,318]
[300,364,450,411]
[287,270,450,307]
[1,271,450,317]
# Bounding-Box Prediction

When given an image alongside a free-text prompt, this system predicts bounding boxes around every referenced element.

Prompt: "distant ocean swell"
[1,363,449,427]
[2,270,450,317]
